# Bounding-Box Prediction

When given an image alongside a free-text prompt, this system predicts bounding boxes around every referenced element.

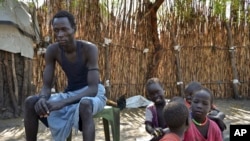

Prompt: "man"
[24,10,106,141]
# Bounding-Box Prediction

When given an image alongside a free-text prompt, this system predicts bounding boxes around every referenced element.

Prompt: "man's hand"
[46,101,65,112]
[35,98,50,117]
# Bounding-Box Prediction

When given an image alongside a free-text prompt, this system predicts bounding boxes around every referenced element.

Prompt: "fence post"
[173,45,184,97]
[225,22,240,99]
[168,28,184,97]
[104,38,111,99]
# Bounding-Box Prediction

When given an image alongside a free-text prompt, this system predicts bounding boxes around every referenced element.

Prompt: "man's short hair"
[51,10,76,31]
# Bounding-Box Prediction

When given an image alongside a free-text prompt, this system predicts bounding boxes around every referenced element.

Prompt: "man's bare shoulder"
[45,43,60,58]
[78,40,97,50]
[45,43,59,52]
[47,43,59,49]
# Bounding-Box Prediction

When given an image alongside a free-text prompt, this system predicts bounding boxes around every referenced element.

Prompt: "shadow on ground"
[1,99,250,141]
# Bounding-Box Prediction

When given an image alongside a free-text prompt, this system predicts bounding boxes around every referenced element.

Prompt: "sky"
[19,0,44,8]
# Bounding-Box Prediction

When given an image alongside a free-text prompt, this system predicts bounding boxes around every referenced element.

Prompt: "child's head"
[184,81,203,104]
[163,101,189,131]
[145,77,165,105]
[170,96,185,104]
[191,87,214,121]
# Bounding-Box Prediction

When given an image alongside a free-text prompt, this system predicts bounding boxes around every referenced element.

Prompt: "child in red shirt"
[183,87,223,141]
[184,81,226,132]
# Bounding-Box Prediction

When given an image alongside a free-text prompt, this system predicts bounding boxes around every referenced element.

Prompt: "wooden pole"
[4,53,19,117]
[0,52,3,108]
[174,46,184,97]
[21,57,29,109]
[11,54,19,104]
[104,42,110,99]
[168,25,184,97]
[225,22,240,99]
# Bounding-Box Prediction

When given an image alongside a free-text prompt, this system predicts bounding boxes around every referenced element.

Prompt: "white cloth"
[126,95,152,108]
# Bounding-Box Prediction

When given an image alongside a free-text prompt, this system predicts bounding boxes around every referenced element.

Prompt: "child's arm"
[145,121,155,134]
[145,121,164,137]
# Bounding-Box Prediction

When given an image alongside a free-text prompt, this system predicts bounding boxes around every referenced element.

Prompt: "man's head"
[51,10,76,46]
[52,10,76,31]
[145,78,165,105]
[163,101,189,131]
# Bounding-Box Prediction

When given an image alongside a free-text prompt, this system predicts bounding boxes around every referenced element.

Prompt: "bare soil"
[0,99,250,141]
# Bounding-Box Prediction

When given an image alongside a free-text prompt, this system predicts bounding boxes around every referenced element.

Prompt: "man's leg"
[24,96,39,141]
[79,99,95,141]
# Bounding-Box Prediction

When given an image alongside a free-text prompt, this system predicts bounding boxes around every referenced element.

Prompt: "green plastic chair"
[67,105,120,141]
[94,105,120,141]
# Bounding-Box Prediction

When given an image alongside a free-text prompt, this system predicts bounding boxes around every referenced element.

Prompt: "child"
[184,81,203,108]
[170,96,186,103]
[183,87,223,141]
[145,78,168,141]
[160,100,190,141]
[184,81,226,132]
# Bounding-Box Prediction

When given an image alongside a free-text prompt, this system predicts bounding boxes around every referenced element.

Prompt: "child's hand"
[151,128,164,137]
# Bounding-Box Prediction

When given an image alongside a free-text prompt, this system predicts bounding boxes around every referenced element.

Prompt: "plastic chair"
[67,105,120,141]
[94,105,120,141]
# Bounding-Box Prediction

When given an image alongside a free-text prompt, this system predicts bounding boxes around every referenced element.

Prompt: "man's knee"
[79,99,93,113]
[24,95,38,108]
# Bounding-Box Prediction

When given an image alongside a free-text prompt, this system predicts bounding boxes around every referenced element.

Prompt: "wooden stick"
[4,53,19,117]
[0,52,3,108]
[11,54,19,104]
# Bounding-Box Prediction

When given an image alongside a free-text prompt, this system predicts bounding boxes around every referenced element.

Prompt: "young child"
[184,81,226,132]
[145,78,168,141]
[160,99,190,141]
[183,87,223,141]
[184,81,203,108]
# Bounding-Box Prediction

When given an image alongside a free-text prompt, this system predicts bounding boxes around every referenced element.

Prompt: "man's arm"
[40,45,57,99]
[34,44,56,116]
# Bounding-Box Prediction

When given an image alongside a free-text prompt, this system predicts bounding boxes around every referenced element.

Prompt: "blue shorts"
[39,84,106,141]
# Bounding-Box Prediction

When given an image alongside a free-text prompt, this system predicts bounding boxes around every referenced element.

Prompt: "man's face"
[52,17,75,46]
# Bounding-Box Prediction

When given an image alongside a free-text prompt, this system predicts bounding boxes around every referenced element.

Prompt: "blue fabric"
[47,84,106,141]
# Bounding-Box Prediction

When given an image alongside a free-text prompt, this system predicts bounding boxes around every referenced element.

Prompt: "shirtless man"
[23,10,106,141]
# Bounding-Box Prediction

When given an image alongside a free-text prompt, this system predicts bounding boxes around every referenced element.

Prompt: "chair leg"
[103,118,111,141]
[111,108,120,141]
[66,129,72,141]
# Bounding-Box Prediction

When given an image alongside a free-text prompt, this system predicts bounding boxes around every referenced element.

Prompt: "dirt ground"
[0,99,250,141]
